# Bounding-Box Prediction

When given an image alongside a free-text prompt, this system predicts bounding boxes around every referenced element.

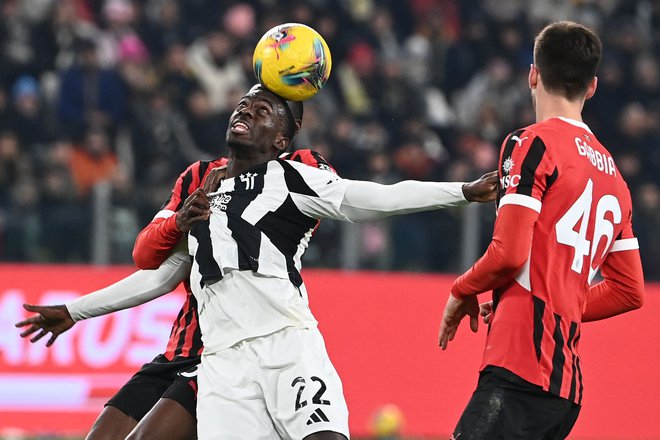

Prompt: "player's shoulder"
[179,157,228,179]
[502,118,586,155]
[280,149,337,174]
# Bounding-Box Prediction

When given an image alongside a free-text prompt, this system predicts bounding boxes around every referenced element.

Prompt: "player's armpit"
[133,215,183,269]
[582,250,644,322]
[452,204,539,297]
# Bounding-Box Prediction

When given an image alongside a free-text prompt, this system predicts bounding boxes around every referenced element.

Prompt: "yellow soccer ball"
[253,23,332,101]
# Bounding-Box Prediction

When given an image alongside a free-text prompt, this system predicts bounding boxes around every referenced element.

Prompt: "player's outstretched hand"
[480,300,494,324]
[462,171,499,203]
[438,293,479,350]
[15,304,75,347]
[203,165,227,193]
[176,188,210,232]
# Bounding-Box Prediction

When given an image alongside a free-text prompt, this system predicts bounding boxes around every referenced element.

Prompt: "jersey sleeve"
[610,205,639,253]
[452,203,538,297]
[283,159,352,221]
[497,129,558,214]
[582,247,644,322]
[67,250,191,322]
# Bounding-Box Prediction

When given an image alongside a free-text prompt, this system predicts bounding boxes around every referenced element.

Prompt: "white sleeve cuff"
[610,238,639,252]
[499,193,542,213]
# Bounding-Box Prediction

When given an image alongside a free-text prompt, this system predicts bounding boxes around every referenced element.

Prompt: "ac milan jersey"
[485,117,638,404]
[159,159,226,360]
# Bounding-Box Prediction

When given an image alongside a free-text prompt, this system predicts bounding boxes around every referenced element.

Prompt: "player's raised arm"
[339,171,497,221]
[15,251,191,346]
[287,161,497,222]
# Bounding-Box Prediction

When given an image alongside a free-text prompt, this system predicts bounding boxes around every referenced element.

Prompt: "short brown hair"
[534,21,602,100]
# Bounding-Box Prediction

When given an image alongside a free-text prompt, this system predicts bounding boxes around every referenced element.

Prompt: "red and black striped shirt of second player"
[132,150,335,361]
[482,118,636,405]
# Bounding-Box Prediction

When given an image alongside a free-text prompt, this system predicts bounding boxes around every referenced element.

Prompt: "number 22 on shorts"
[291,376,331,411]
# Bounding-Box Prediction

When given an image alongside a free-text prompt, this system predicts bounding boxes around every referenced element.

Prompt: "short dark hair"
[534,21,602,100]
[287,100,303,123]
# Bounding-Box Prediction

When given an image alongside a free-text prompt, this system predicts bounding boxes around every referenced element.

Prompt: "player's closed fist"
[462,171,499,203]
[176,188,211,232]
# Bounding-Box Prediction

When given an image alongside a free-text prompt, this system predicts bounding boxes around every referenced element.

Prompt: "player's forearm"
[582,250,644,322]
[66,251,191,321]
[452,205,537,297]
[133,214,183,269]
[339,180,468,222]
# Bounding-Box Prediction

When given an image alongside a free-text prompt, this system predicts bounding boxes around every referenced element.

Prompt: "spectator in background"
[160,42,202,111]
[0,131,22,209]
[0,0,40,87]
[139,0,190,59]
[186,29,246,112]
[0,0,655,279]
[117,33,158,96]
[635,183,660,282]
[184,88,229,158]
[40,137,90,261]
[56,38,125,141]
[69,127,118,197]
[9,75,55,148]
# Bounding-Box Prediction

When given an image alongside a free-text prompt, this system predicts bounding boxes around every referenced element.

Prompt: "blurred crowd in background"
[0,0,658,278]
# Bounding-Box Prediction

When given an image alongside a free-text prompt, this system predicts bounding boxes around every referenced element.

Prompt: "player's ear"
[274,133,290,152]
[585,76,597,100]
[528,64,538,90]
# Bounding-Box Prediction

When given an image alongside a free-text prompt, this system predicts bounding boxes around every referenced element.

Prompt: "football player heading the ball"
[18,81,498,440]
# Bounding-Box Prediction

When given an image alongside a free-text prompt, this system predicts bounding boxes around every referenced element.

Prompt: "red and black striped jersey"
[132,150,335,361]
[482,117,637,404]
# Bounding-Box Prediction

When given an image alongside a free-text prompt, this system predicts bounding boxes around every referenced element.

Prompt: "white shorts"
[197,326,350,440]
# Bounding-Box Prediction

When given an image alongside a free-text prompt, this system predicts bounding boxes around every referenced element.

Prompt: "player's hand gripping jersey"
[452,117,644,404]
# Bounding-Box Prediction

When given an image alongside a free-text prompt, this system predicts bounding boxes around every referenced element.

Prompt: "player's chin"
[226,134,254,150]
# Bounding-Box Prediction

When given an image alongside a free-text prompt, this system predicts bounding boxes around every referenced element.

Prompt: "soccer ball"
[253,23,332,101]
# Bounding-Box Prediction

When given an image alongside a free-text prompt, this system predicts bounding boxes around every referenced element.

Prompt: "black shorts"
[106,354,200,422]
[453,366,581,440]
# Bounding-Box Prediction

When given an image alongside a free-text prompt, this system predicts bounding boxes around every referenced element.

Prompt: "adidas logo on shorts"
[306,408,330,425]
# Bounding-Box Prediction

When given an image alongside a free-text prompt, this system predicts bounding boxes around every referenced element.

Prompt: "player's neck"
[534,92,585,124]
[225,150,277,178]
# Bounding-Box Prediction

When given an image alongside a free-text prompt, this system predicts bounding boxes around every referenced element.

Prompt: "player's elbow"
[617,280,644,314]
[492,249,528,278]
[132,247,159,270]
[628,284,644,310]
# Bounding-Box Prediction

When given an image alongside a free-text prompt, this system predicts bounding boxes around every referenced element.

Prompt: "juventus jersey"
[485,117,638,404]
[188,159,351,352]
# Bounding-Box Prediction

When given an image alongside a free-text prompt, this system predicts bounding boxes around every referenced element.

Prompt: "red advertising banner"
[1,265,659,439]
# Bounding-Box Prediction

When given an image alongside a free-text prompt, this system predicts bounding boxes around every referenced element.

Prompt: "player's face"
[226,89,289,154]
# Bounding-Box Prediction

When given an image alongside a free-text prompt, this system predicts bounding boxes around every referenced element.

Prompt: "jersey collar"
[556,116,593,133]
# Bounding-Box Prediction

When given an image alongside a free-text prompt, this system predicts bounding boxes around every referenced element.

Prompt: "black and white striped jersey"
[188,159,350,290]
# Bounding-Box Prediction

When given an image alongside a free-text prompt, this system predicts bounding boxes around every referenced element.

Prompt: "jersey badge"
[210,193,232,211]
[240,172,258,190]
[502,156,515,174]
